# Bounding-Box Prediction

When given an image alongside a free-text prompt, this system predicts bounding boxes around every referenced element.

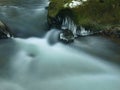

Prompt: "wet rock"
[59,29,74,43]
[0,21,14,39]
[48,0,120,32]
[101,26,120,38]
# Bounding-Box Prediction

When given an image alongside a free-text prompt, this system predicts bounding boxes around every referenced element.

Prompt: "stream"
[0,0,120,90]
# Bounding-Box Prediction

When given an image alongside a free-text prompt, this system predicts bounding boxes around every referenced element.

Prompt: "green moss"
[48,0,120,31]
[48,0,72,17]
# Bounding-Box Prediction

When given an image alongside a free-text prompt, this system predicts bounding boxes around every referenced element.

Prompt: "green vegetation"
[48,0,120,31]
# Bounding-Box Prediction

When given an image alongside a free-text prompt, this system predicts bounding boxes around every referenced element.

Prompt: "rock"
[59,29,74,43]
[0,21,14,39]
[48,0,120,32]
[101,26,120,38]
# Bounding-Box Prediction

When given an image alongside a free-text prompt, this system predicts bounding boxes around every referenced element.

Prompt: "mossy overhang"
[48,0,120,31]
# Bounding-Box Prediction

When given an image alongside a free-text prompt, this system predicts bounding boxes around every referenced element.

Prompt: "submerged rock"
[0,21,14,39]
[48,0,120,38]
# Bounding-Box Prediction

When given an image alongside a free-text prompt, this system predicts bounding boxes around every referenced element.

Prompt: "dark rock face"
[101,26,120,38]
[0,21,14,39]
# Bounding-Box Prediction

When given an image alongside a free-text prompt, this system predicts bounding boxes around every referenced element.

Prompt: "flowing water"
[0,0,120,90]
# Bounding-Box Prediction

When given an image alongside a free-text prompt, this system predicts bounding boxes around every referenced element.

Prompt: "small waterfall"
[61,17,93,37]
[61,17,77,37]
[78,26,92,36]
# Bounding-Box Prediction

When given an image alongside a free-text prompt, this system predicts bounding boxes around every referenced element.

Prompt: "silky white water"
[0,31,120,90]
[0,0,120,90]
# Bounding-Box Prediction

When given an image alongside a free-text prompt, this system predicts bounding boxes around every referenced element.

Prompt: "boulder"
[0,21,14,39]
[101,25,120,38]
[59,29,74,43]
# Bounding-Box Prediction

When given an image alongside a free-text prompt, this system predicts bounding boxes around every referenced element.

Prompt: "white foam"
[0,37,119,90]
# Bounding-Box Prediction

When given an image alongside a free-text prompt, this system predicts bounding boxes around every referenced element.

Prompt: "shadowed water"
[0,0,120,90]
[0,0,49,37]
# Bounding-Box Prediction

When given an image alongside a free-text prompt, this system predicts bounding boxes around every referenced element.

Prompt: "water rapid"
[0,0,120,90]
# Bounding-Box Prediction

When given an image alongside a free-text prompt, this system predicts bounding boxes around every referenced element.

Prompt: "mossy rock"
[48,0,120,31]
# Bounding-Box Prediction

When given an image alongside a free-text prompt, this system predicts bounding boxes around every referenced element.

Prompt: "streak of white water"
[61,17,92,37]
[62,17,77,37]
[0,35,119,90]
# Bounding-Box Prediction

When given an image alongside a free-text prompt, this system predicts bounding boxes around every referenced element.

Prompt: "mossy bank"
[48,0,120,32]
